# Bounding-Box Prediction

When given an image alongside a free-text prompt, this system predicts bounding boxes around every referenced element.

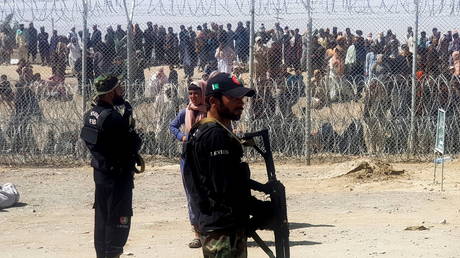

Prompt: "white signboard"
[435,109,446,154]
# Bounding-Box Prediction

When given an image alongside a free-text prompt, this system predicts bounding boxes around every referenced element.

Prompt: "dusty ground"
[1,157,460,258]
[0,63,203,86]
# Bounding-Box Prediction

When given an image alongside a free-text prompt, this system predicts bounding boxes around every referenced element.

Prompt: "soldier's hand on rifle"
[249,179,278,194]
[260,180,278,194]
[134,154,145,173]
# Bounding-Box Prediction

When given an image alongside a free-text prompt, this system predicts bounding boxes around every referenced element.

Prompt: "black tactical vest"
[80,105,117,173]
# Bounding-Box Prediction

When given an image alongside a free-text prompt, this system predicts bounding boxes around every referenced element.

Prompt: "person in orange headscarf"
[169,81,207,249]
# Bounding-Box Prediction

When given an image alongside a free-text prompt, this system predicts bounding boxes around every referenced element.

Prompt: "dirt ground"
[0,63,205,86]
[1,157,459,258]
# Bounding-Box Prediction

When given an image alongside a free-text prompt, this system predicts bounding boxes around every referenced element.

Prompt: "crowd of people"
[2,20,460,155]
[0,21,459,104]
[1,20,460,101]
[0,21,250,92]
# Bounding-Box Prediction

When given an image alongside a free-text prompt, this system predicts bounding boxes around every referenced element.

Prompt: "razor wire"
[1,0,460,22]
[2,74,460,165]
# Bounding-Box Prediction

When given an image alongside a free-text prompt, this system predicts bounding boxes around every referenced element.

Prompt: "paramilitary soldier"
[184,72,274,258]
[80,75,143,258]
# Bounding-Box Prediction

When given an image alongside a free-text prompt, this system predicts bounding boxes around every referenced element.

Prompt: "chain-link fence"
[1,0,460,165]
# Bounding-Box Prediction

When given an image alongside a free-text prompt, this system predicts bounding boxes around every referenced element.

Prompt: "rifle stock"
[123,101,144,173]
[243,130,290,258]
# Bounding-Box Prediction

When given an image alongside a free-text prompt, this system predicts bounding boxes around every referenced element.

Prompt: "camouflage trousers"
[200,229,247,258]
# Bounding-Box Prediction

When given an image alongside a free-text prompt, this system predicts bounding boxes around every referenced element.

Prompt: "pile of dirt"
[343,160,405,181]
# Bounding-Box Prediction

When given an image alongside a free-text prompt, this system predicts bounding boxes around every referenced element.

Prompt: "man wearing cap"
[80,75,142,258]
[184,72,273,257]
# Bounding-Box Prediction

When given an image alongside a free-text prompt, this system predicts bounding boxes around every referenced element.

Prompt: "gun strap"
[197,117,243,145]
[250,231,275,258]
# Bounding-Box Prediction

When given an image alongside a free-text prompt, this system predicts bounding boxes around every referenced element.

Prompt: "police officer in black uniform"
[184,72,273,257]
[80,75,143,258]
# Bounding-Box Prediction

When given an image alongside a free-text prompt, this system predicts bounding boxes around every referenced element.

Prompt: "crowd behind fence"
[0,0,460,165]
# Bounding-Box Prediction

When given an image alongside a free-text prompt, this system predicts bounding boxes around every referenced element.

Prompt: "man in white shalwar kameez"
[215,42,235,73]
[67,37,81,74]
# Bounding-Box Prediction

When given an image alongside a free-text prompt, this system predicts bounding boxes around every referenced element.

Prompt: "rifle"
[242,129,290,258]
[122,101,145,173]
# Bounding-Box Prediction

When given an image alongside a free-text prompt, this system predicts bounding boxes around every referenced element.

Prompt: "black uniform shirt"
[189,121,250,233]
[82,100,135,185]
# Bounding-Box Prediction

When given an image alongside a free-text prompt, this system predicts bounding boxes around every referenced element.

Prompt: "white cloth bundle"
[0,183,20,209]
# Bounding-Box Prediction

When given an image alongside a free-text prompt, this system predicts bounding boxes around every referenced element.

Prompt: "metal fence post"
[305,1,313,165]
[300,0,313,165]
[81,0,88,113]
[126,23,133,101]
[248,0,255,90]
[409,0,419,156]
[122,0,135,102]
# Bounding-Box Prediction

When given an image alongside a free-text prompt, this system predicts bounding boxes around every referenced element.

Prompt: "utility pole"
[122,0,136,101]
[305,0,312,165]
[82,0,88,113]
[248,0,255,89]
[409,0,419,156]
[274,7,286,64]
[300,0,313,165]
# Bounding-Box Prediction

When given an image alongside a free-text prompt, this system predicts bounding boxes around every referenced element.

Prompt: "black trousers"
[28,43,37,60]
[94,181,133,258]
[144,44,154,62]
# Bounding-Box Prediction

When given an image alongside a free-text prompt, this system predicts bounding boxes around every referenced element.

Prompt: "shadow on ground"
[0,202,28,212]
[14,202,28,207]
[246,222,331,248]
[248,240,322,247]
[289,222,335,230]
